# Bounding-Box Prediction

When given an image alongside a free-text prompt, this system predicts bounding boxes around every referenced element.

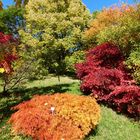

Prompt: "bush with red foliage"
[0,32,18,73]
[76,43,126,80]
[80,68,124,95]
[9,93,100,140]
[0,32,16,43]
[75,42,140,117]
[106,86,140,117]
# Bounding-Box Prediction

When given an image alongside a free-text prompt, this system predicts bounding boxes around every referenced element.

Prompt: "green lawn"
[0,76,140,140]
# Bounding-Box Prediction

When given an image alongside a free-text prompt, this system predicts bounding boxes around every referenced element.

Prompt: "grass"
[0,76,140,140]
[86,106,140,140]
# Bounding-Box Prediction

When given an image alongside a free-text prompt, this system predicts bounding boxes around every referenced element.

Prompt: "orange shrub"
[9,93,100,140]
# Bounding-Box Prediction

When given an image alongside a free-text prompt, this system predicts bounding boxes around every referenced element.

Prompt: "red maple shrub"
[0,32,18,73]
[0,32,16,43]
[9,93,100,140]
[80,68,124,96]
[106,85,140,117]
[75,42,140,117]
[76,43,126,80]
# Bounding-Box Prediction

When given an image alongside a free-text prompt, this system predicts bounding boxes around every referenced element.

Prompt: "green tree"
[20,0,91,76]
[92,11,99,19]
[126,48,140,84]
[0,6,24,34]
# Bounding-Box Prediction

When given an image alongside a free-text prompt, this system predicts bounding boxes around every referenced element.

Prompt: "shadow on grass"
[0,82,79,119]
[13,82,79,98]
[85,126,99,140]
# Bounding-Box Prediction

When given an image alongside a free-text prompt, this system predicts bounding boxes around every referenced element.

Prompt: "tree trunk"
[2,86,9,97]
[58,75,60,82]
[1,75,9,97]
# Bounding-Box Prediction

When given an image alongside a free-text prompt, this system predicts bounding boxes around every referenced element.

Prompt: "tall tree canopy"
[20,0,91,75]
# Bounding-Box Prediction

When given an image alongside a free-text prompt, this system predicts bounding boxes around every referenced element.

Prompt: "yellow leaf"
[0,68,5,73]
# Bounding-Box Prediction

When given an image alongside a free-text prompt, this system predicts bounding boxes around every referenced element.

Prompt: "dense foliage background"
[0,0,140,139]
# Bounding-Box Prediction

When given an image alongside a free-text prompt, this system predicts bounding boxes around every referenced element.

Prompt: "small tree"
[0,32,18,95]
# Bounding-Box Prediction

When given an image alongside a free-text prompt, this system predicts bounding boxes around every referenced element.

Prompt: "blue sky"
[82,0,138,12]
[2,0,139,12]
